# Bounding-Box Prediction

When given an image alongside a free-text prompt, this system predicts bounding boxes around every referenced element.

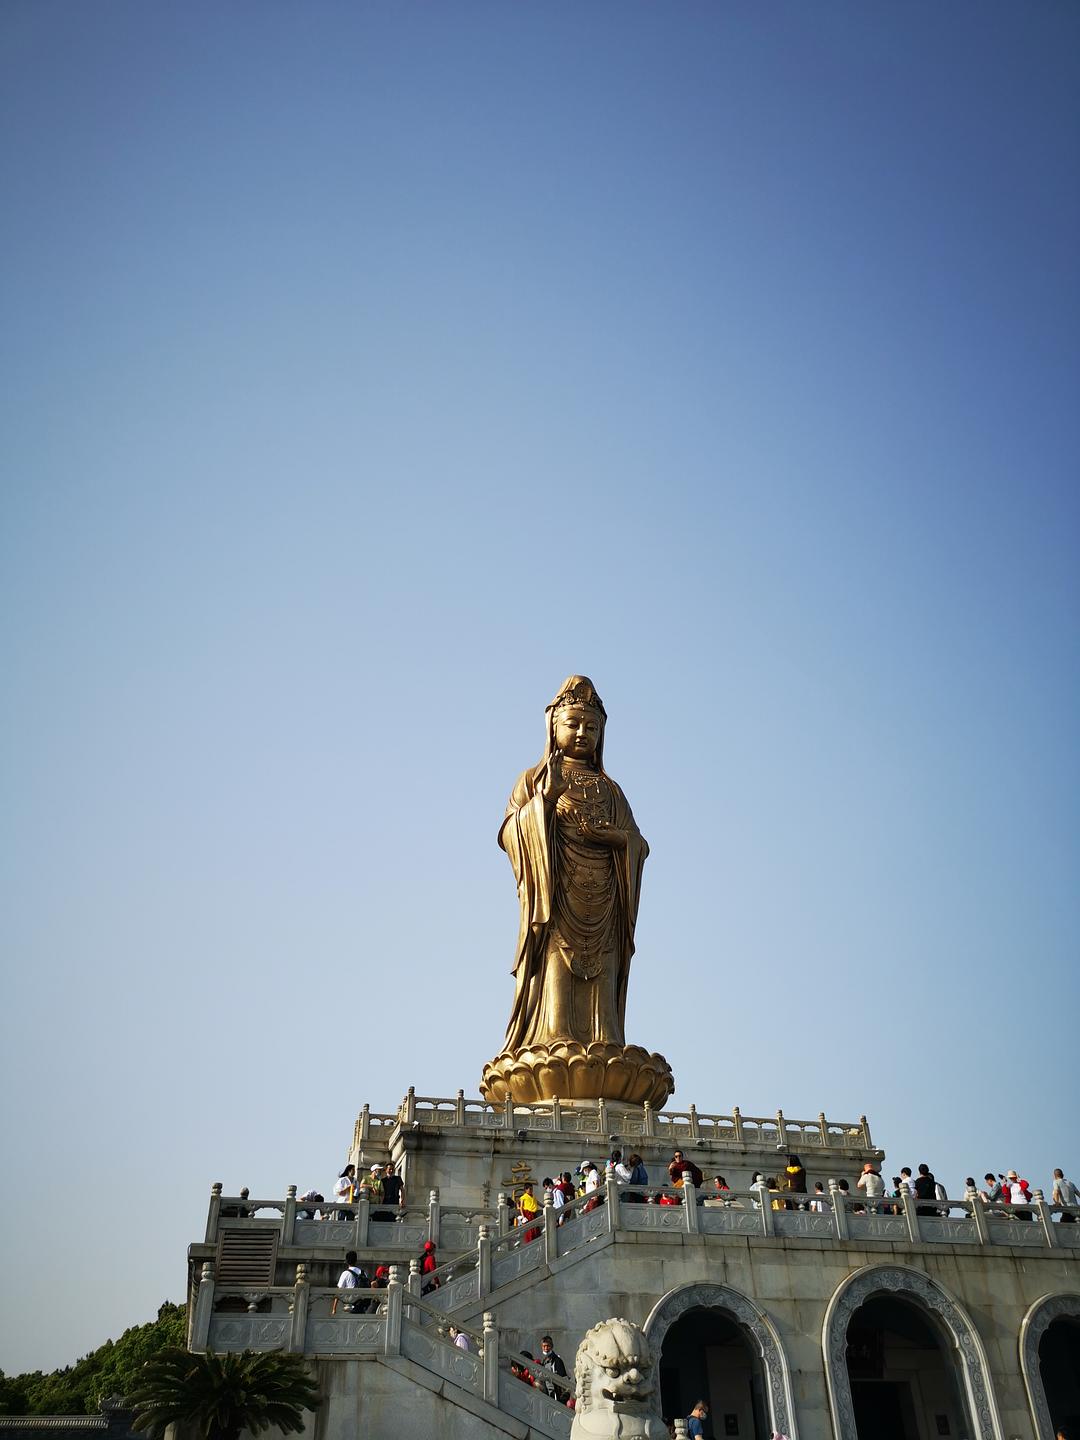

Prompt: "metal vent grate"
[215,1228,278,1287]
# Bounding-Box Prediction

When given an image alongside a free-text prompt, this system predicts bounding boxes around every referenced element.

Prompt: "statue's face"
[554,706,601,762]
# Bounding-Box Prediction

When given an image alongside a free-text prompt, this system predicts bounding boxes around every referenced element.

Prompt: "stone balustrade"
[351,1088,877,1150]
[192,1262,573,1438]
[205,1178,1079,1267]
[205,1182,495,1251]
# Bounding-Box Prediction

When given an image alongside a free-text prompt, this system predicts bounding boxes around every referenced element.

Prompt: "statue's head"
[569,1318,668,1438]
[546,675,607,768]
[573,1317,656,1416]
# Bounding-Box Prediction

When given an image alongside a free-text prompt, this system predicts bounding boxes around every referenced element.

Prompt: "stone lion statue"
[570,1317,669,1440]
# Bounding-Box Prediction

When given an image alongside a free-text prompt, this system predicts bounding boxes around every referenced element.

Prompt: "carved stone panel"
[305,1317,383,1353]
[499,1371,574,1437]
[208,1316,290,1352]
[492,1240,544,1289]
[402,1323,482,1394]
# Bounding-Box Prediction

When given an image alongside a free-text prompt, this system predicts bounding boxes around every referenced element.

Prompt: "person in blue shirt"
[687,1399,709,1436]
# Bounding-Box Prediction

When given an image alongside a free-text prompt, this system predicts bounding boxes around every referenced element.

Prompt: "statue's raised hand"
[540,754,569,806]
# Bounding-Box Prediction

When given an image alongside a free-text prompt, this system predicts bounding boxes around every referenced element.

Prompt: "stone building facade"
[186,1092,1080,1440]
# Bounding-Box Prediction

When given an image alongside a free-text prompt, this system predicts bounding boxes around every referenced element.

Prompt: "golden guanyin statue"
[480,677,674,1109]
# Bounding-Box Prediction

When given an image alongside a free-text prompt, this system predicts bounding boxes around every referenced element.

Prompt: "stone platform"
[185,1088,1080,1440]
[346,1088,883,1208]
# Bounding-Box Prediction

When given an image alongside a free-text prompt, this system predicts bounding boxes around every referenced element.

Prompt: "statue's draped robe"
[498,764,648,1053]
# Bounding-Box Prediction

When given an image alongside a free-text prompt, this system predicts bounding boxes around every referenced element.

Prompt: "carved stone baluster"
[643,1100,656,1138]
[482,1312,498,1404]
[282,1185,296,1246]
[776,1109,787,1150]
[829,1181,848,1241]
[290,1264,309,1354]
[682,1174,699,1234]
[427,1188,441,1246]
[860,1115,873,1149]
[191,1262,215,1353]
[477,1224,492,1297]
[205,1183,222,1244]
[605,1174,620,1233]
[496,1191,511,1236]
[543,1192,558,1263]
[965,1186,990,1245]
[760,1185,775,1237]
[732,1106,744,1144]
[455,1089,466,1126]
[1032,1189,1058,1248]
[384,1267,403,1356]
[901,1185,921,1243]
[818,1112,829,1146]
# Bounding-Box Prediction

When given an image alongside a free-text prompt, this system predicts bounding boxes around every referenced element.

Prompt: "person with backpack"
[332,1250,371,1314]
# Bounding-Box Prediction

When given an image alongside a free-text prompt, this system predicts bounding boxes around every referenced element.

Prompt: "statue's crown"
[550,676,606,718]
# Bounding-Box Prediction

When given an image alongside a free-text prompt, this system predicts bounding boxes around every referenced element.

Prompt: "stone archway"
[822,1264,1002,1440]
[643,1282,796,1439]
[1019,1292,1080,1440]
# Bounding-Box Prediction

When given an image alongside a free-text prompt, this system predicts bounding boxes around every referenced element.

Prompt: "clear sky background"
[2,0,1078,1378]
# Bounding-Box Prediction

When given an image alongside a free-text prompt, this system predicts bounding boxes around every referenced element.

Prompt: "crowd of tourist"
[281,1150,1076,1232]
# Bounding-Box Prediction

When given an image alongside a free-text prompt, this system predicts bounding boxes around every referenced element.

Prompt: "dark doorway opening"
[1039,1315,1080,1435]
[658,1307,768,1439]
[845,1295,972,1440]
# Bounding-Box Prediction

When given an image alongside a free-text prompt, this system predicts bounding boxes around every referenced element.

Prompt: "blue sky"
[2,1,1078,1376]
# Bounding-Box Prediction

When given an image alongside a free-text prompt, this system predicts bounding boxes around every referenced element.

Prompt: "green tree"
[0,1304,188,1417]
[130,1349,319,1440]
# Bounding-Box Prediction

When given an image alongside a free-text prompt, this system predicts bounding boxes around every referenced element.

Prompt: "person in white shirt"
[1051,1169,1077,1221]
[449,1325,472,1352]
[332,1250,369,1315]
[857,1164,885,1210]
[809,1182,829,1213]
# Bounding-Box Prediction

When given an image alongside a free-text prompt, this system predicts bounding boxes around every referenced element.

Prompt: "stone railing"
[362,1088,877,1150]
[190,1262,572,1439]
[617,1181,1080,1249]
[205,1183,496,1252]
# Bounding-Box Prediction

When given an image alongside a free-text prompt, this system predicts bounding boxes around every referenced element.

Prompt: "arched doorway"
[643,1283,796,1440]
[844,1294,972,1439]
[823,1266,1001,1440]
[1019,1294,1080,1439]
[658,1307,768,1439]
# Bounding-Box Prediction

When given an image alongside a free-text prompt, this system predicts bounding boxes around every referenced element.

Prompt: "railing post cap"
[408,1084,416,1095]
[1033,1188,1045,1201]
[483,1311,496,1331]
[211,1182,223,1196]
[200,1261,214,1281]
[732,1105,741,1115]
[478,1223,490,1239]
[295,1263,308,1284]
[543,1192,553,1208]
[429,1189,439,1204]
[286,1183,297,1198]
[457,1087,465,1098]
[828,1178,839,1191]
[388,1264,402,1283]
[409,1258,420,1273]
